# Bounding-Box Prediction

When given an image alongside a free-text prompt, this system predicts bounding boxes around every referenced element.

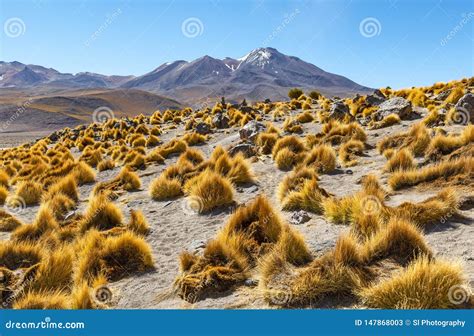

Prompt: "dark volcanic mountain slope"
[1,48,372,104]
[122,48,372,103]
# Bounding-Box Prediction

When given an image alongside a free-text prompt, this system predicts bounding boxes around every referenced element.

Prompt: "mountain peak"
[237,47,282,68]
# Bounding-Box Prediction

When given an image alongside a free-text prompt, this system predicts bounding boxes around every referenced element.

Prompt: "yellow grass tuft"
[128,209,150,236]
[360,256,466,308]
[80,194,123,232]
[183,170,234,213]
[385,148,416,172]
[149,176,183,200]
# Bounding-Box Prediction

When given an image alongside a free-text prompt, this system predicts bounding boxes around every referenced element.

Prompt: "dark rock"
[240,106,255,114]
[454,93,474,124]
[376,97,413,120]
[366,89,386,106]
[434,89,452,101]
[228,142,257,158]
[195,122,211,135]
[189,240,206,253]
[290,210,311,225]
[48,132,59,142]
[212,113,229,129]
[346,170,353,175]
[239,120,266,142]
[328,101,350,120]
[244,279,258,287]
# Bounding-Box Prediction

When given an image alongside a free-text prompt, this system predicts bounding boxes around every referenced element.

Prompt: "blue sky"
[0,0,472,89]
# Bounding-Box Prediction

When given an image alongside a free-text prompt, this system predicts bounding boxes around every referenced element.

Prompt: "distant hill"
[0,48,373,105]
[0,88,183,132]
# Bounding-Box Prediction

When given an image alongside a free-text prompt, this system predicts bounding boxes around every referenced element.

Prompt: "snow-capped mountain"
[0,48,372,104]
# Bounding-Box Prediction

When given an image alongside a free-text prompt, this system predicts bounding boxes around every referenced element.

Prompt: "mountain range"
[0,48,372,105]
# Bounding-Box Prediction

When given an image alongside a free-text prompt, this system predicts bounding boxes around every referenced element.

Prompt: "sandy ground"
[0,110,472,309]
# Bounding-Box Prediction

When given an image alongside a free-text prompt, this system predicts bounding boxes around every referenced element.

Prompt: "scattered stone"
[346,170,353,175]
[366,89,386,106]
[454,93,474,124]
[195,122,211,135]
[48,132,59,142]
[212,113,229,129]
[434,89,452,101]
[228,142,257,158]
[189,240,206,253]
[290,210,311,225]
[328,101,351,120]
[239,120,265,142]
[376,97,413,120]
[244,278,258,287]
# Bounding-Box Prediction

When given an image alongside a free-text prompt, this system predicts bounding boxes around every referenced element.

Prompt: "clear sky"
[0,0,472,89]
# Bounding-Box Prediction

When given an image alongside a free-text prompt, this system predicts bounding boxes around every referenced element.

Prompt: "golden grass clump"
[43,193,76,221]
[12,206,59,242]
[183,170,234,213]
[13,290,70,309]
[158,139,188,158]
[175,195,311,302]
[97,159,115,172]
[369,113,400,129]
[128,209,150,236]
[73,161,96,184]
[388,157,473,190]
[80,194,123,232]
[0,210,23,231]
[303,144,337,173]
[359,256,466,308]
[149,176,183,200]
[377,122,430,157]
[385,148,416,172]
[256,132,279,154]
[75,230,154,283]
[13,181,42,205]
[0,185,8,204]
[44,174,79,203]
[425,125,474,160]
[338,140,364,167]
[360,217,431,265]
[182,132,207,146]
[115,167,141,191]
[0,169,9,187]
[272,136,306,170]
